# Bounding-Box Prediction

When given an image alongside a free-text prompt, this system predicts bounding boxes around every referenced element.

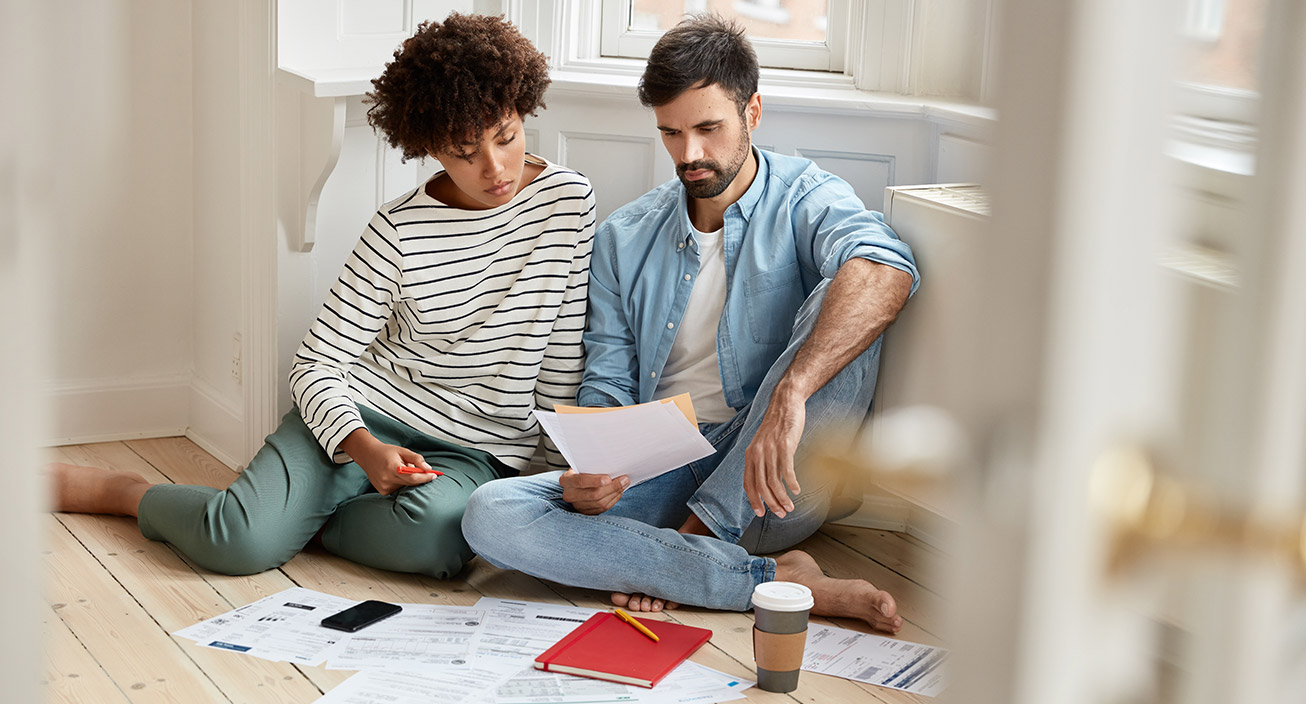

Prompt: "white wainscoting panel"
[188,377,245,469]
[279,0,471,70]
[341,0,407,35]
[937,132,990,184]
[558,132,657,221]
[45,376,191,446]
[798,149,896,212]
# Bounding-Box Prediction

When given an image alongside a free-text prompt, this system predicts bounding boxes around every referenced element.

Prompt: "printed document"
[534,398,715,484]
[325,605,486,670]
[803,624,949,697]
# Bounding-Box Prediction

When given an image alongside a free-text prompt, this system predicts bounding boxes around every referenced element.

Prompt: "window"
[600,0,848,72]
[1176,0,1266,124]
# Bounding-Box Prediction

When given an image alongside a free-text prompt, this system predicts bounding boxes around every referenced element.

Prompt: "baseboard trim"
[44,375,190,446]
[830,492,956,550]
[186,379,245,470]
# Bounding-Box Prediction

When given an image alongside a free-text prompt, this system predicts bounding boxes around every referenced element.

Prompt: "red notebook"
[534,612,712,688]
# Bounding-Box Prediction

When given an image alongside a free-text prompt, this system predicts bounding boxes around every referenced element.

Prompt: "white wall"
[187,1,246,465]
[42,0,195,444]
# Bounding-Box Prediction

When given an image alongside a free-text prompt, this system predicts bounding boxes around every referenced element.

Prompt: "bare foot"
[610,592,680,613]
[774,550,902,634]
[605,514,706,612]
[47,463,151,516]
[677,512,713,537]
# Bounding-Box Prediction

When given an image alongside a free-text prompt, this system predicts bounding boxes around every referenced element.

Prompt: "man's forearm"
[774,258,913,403]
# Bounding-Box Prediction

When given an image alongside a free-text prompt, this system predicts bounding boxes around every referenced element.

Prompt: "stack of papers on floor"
[172,588,754,704]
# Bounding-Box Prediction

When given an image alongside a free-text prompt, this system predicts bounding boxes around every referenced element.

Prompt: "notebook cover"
[533,612,712,688]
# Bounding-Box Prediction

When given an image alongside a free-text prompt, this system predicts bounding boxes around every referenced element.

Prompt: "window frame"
[598,0,851,73]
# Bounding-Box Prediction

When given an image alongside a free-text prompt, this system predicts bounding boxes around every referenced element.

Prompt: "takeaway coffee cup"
[751,581,814,693]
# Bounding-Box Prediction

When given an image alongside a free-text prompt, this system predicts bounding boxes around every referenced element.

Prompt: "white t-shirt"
[655,225,736,424]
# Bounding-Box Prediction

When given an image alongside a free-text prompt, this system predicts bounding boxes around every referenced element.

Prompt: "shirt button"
[677,242,684,250]
[650,372,657,378]
[667,322,674,329]
[683,274,691,281]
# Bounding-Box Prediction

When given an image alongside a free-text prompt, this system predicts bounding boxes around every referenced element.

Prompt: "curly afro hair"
[366,14,550,162]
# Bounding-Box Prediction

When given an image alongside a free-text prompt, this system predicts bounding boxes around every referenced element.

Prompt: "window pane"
[630,0,829,45]
[1180,0,1265,91]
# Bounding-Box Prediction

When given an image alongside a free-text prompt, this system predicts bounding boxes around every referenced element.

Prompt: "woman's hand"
[339,428,436,495]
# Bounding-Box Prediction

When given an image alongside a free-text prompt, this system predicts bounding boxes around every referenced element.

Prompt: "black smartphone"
[320,600,402,632]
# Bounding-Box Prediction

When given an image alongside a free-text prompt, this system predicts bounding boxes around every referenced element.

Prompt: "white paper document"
[803,624,949,697]
[175,587,356,666]
[315,667,514,704]
[470,597,599,671]
[325,605,486,670]
[533,402,715,483]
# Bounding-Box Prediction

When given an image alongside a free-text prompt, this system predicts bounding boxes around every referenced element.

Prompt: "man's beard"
[676,126,751,199]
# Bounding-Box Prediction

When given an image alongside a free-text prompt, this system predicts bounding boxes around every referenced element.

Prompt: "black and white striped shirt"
[289,158,596,471]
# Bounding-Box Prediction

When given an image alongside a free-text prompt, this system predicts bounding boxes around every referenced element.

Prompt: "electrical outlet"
[231,333,242,383]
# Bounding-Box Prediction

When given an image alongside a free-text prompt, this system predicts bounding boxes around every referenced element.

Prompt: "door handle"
[1090,445,1306,580]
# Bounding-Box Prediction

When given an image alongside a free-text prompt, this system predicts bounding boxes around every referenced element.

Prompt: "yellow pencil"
[613,608,660,643]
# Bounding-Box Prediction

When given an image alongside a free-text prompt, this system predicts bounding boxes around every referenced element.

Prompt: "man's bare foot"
[774,550,902,634]
[606,514,707,612]
[677,512,713,537]
[610,592,680,613]
[47,463,151,517]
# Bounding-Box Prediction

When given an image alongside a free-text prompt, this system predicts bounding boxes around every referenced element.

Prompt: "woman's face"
[431,111,528,210]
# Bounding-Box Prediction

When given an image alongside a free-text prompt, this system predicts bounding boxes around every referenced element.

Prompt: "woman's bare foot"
[47,463,151,517]
[774,549,902,634]
[610,592,680,613]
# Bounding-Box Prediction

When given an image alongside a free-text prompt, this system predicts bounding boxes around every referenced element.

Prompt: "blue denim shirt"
[578,148,919,410]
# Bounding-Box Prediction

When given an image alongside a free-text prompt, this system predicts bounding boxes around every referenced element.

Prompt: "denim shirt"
[577,148,919,410]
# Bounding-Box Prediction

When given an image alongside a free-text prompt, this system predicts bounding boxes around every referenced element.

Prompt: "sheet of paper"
[172,601,261,643]
[554,393,699,427]
[802,624,949,697]
[491,660,753,704]
[534,402,715,484]
[632,661,754,704]
[325,605,486,671]
[315,667,514,704]
[194,587,357,665]
[493,667,642,703]
[470,598,599,671]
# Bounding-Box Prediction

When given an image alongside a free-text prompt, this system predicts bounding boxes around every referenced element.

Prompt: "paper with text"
[534,401,715,484]
[802,624,949,697]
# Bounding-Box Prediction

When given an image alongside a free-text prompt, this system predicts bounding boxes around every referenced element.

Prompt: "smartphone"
[320,600,403,632]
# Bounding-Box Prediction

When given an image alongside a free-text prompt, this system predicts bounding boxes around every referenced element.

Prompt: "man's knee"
[462,477,549,567]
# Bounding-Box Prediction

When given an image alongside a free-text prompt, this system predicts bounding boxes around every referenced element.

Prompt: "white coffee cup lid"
[751,581,814,612]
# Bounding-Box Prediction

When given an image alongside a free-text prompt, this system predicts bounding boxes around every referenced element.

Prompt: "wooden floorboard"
[45,438,949,703]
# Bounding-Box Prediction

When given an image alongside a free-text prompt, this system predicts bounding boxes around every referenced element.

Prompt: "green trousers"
[137,406,512,578]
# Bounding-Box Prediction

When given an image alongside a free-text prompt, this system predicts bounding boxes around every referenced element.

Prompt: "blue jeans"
[462,280,881,610]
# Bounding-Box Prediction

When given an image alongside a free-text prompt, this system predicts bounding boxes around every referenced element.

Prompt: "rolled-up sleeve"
[794,172,920,295]
[577,219,640,408]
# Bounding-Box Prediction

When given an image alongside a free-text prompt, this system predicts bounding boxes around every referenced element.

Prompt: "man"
[463,14,917,633]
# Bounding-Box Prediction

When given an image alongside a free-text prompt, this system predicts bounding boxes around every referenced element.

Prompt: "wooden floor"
[44,438,946,704]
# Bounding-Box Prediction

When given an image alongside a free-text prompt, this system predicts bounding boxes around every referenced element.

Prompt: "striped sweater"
[289,158,596,472]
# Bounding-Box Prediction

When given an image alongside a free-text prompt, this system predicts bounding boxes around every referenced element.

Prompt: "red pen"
[397,466,443,475]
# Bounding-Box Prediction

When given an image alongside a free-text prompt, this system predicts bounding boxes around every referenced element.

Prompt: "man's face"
[653,84,758,200]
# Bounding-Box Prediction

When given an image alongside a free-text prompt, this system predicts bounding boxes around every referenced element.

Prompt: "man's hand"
[339,428,436,496]
[559,469,629,515]
[743,387,806,518]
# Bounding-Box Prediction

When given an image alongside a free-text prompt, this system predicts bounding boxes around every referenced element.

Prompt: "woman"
[50,14,595,579]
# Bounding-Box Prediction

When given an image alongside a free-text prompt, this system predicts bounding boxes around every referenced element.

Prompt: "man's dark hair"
[637,14,758,115]
[366,13,550,161]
